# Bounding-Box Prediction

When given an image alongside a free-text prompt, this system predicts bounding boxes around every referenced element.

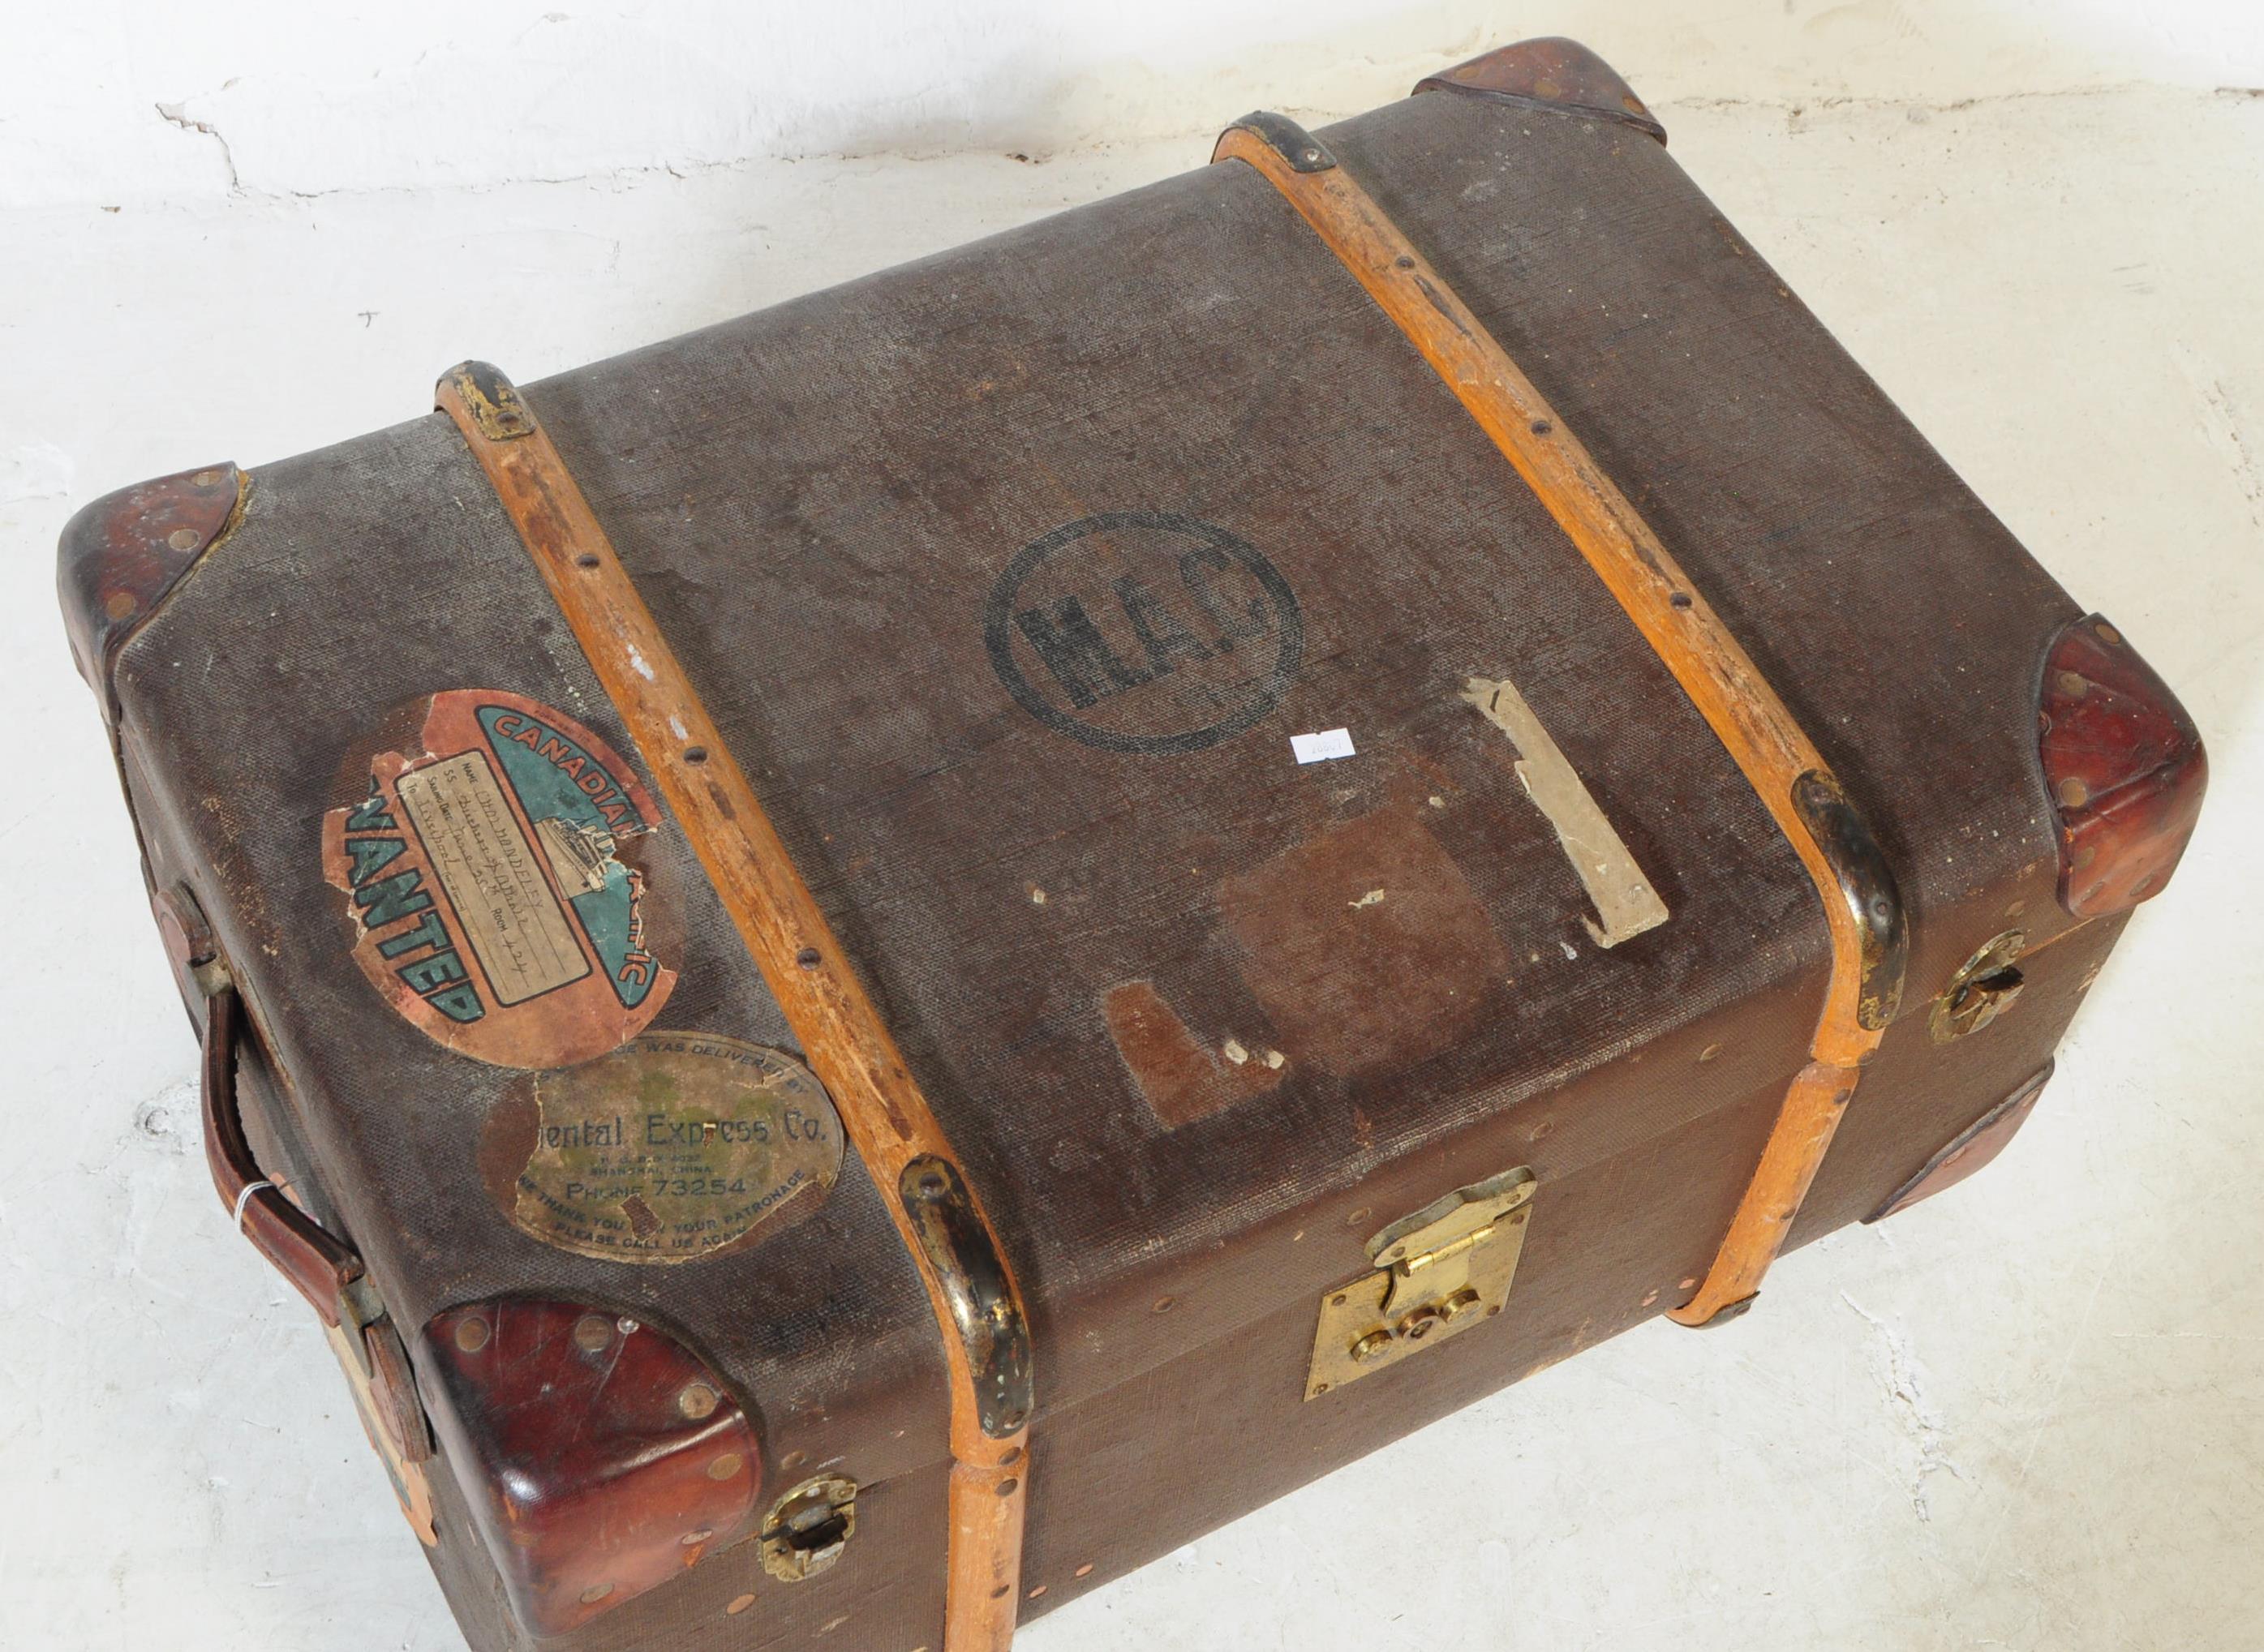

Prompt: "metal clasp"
[1305,1167,1536,1400]
[761,1474,859,1582]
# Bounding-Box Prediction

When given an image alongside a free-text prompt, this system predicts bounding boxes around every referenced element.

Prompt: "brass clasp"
[1305,1167,1536,1400]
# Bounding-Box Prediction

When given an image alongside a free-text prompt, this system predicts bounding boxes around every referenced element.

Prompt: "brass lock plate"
[760,1474,858,1581]
[1930,929,2027,1042]
[1305,1166,1536,1400]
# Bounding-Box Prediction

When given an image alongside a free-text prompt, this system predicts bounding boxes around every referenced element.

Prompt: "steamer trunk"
[59,38,2203,1652]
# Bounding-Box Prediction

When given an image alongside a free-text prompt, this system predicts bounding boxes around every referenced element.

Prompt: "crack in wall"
[112,79,2241,212]
[1661,79,2153,118]
[154,101,242,192]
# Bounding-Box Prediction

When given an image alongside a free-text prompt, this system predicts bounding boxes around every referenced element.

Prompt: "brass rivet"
[573,1313,612,1351]
[1075,1564,1095,1578]
[1351,1331,1394,1363]
[1150,1295,1175,1314]
[2057,776,2090,809]
[1398,1307,1443,1341]
[678,1382,720,1420]
[454,1316,491,1353]
[192,469,221,487]
[707,1452,745,1481]
[104,590,137,620]
[579,1582,613,1604]
[166,527,200,552]
[1029,1585,1048,1599]
[1699,1043,1721,1063]
[2095,622,2122,645]
[726,1593,756,1616]
[1533,76,1562,99]
[780,1449,807,1472]
[2058,670,2089,697]
[1622,94,1648,115]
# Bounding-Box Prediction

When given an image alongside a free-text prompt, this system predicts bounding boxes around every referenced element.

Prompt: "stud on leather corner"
[57,463,246,714]
[2037,615,2205,917]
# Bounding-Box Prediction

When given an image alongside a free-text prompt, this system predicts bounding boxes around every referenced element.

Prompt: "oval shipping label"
[479,1032,843,1263]
[323,689,678,1067]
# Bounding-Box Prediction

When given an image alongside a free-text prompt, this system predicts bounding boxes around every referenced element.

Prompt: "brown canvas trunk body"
[59,40,2205,1652]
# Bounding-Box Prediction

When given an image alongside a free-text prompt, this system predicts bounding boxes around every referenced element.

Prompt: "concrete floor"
[5,58,2261,1652]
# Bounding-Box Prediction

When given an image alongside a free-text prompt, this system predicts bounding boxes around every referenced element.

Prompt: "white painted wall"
[7,0,2264,209]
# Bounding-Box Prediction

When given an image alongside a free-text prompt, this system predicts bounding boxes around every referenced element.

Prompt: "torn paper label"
[480,1032,841,1264]
[1461,675,1669,949]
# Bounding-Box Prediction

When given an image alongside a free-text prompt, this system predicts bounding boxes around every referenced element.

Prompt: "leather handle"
[200,983,365,1328]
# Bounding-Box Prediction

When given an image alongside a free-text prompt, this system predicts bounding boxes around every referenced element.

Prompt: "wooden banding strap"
[1213,114,1908,1328]
[439,363,1031,1650]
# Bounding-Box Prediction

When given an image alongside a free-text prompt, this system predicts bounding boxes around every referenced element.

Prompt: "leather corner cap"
[1414,36,1666,144]
[420,1299,762,1637]
[2038,615,2206,918]
[58,463,246,714]
[1867,1063,2054,1223]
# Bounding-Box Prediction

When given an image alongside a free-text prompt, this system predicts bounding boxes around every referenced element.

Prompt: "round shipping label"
[322,689,678,1068]
[479,1032,844,1264]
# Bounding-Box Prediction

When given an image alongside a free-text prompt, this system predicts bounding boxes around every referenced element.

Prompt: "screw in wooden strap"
[436,362,1033,1650]
[1210,114,1907,1327]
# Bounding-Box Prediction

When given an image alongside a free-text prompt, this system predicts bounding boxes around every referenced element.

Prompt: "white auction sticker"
[1291,727,1356,764]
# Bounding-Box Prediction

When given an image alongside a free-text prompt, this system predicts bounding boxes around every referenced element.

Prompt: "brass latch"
[1305,1167,1536,1400]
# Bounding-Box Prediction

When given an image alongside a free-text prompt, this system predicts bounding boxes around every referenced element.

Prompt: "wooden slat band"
[437,363,1029,1650]
[1212,115,1908,1328]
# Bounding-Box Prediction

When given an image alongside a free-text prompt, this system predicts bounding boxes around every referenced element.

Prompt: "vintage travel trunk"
[60,38,2205,1652]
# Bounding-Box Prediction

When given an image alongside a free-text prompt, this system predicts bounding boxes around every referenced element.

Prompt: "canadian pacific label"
[323,689,678,1067]
[479,1032,843,1264]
